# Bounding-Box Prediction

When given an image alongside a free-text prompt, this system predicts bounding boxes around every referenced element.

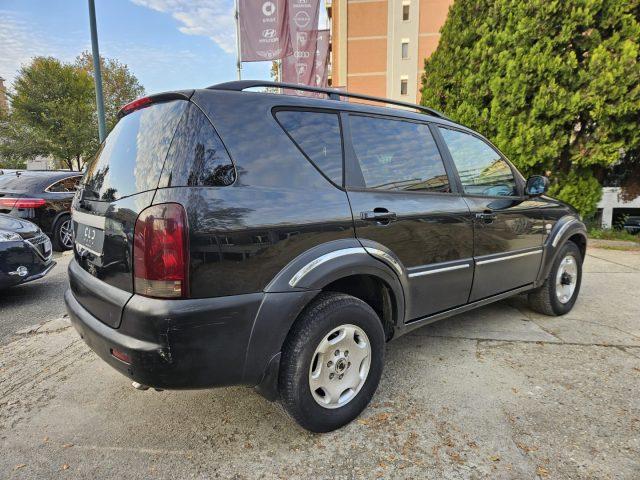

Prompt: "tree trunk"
[76,155,82,171]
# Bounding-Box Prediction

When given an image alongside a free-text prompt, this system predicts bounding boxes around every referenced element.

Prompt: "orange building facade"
[327,0,453,103]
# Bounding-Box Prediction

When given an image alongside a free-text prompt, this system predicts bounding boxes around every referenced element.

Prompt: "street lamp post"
[88,0,107,143]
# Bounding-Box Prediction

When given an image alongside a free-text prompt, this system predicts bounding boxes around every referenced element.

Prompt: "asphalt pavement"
[0,251,72,345]
[1,247,639,479]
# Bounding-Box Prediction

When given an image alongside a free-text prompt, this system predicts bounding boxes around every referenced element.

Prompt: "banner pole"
[234,0,242,80]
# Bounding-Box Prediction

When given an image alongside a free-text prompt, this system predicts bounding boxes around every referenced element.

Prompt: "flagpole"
[234,0,242,80]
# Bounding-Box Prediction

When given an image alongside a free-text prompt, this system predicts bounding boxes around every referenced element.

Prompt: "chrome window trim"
[289,247,367,287]
[408,263,470,278]
[72,209,106,229]
[551,218,577,248]
[476,249,542,266]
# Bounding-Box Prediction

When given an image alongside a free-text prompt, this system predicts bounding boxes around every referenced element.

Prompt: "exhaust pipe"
[132,381,149,391]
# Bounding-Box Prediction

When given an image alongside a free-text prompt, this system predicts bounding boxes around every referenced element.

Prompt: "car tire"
[52,215,73,252]
[528,241,583,316]
[278,292,385,433]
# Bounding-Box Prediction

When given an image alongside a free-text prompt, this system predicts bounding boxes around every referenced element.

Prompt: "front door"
[344,113,474,321]
[437,127,545,301]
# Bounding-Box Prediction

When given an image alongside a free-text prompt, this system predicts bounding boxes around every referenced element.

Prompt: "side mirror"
[525,175,549,196]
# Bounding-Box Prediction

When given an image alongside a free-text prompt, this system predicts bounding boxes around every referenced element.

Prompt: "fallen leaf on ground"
[14,464,26,470]
[62,443,74,448]
[61,464,70,470]
[537,466,549,477]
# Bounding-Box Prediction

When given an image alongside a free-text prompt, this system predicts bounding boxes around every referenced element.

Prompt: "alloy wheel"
[60,219,73,249]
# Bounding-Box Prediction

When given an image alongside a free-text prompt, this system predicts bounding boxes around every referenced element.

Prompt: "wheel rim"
[308,324,371,409]
[555,254,578,304]
[60,219,73,248]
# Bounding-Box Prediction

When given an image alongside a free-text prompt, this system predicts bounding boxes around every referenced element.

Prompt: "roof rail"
[208,80,447,119]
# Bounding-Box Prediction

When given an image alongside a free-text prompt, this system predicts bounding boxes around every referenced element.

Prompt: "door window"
[439,128,517,197]
[349,115,450,193]
[276,110,343,185]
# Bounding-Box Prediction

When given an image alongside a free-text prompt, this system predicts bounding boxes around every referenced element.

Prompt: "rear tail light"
[0,197,46,209]
[133,203,189,299]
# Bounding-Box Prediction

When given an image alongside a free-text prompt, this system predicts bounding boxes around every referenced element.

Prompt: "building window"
[400,79,408,95]
[401,41,409,59]
[402,4,410,21]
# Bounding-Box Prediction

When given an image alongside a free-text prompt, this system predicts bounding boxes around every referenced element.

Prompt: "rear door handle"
[360,209,397,223]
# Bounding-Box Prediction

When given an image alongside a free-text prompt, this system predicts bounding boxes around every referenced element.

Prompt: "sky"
[0,0,325,93]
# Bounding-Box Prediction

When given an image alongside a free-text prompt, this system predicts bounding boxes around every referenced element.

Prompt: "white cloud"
[131,0,236,54]
[0,10,81,88]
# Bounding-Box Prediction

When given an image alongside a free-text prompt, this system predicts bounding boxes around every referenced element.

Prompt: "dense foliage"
[421,0,640,217]
[0,53,144,170]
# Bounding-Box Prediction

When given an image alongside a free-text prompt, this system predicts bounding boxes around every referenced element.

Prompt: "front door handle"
[475,211,497,224]
[361,209,397,224]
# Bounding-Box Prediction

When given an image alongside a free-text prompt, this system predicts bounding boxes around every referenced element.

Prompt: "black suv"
[65,81,587,432]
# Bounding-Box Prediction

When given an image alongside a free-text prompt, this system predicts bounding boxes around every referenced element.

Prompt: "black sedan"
[0,169,82,251]
[0,213,56,289]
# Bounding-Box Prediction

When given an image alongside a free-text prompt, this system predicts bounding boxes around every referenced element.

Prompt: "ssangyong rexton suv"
[66,81,587,432]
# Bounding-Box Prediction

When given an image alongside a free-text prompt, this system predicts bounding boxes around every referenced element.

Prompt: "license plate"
[43,237,52,257]
[74,222,105,255]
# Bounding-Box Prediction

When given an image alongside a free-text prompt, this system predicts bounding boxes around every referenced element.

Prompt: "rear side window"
[275,110,343,185]
[83,100,187,201]
[159,104,236,187]
[439,128,517,197]
[349,115,450,192]
[47,176,82,192]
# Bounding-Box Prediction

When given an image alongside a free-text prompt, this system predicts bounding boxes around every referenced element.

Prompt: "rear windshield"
[82,100,187,201]
[0,173,45,192]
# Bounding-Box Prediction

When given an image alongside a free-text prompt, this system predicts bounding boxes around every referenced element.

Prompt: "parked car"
[0,170,83,251]
[0,213,56,289]
[65,81,587,432]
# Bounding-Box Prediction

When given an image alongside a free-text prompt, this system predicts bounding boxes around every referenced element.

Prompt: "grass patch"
[588,228,640,244]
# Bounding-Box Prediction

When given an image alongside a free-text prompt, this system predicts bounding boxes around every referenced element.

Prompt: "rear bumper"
[65,286,263,389]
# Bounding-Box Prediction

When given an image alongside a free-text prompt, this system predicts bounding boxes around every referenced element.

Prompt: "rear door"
[437,127,545,301]
[344,113,474,321]
[71,99,188,327]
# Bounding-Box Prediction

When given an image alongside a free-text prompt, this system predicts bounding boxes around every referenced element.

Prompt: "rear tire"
[528,241,582,316]
[278,292,385,433]
[52,215,73,252]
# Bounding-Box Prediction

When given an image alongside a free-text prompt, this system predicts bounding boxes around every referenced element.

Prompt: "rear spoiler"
[116,90,195,119]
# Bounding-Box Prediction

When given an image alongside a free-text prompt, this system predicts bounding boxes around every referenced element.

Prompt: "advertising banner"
[239,0,291,61]
[282,29,330,93]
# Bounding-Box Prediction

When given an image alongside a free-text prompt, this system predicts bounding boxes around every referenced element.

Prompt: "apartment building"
[327,0,453,103]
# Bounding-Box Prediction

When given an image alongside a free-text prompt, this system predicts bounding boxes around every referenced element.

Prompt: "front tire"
[528,241,583,316]
[52,215,73,252]
[278,292,385,433]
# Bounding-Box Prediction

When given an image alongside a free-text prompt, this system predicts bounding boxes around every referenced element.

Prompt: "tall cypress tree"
[421,0,640,217]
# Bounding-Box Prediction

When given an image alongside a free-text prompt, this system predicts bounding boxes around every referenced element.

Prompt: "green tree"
[2,57,96,171]
[0,54,144,170]
[421,0,640,218]
[75,51,145,131]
